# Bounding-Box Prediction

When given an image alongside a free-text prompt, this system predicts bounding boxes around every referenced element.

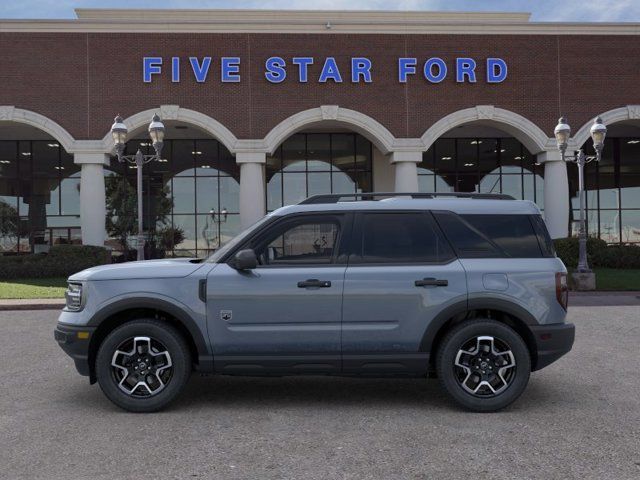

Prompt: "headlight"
[65,282,83,311]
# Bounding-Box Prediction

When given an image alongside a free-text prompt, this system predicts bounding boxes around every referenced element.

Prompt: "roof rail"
[298,192,515,205]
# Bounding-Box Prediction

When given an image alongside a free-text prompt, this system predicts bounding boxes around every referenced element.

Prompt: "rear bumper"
[54,323,96,377]
[530,322,575,371]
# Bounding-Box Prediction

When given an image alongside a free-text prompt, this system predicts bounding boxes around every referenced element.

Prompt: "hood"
[68,258,207,281]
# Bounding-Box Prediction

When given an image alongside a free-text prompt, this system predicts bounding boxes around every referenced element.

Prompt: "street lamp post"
[110,114,166,261]
[553,116,607,274]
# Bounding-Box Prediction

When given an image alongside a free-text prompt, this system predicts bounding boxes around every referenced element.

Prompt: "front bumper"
[530,322,575,371]
[54,323,96,377]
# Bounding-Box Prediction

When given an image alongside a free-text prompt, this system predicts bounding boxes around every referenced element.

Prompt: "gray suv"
[55,193,574,413]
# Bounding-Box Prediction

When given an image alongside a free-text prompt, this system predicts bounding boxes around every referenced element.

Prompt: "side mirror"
[231,249,258,270]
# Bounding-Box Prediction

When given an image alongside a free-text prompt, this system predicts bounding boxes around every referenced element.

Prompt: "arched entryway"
[570,108,640,244]
[106,119,241,258]
[0,109,79,253]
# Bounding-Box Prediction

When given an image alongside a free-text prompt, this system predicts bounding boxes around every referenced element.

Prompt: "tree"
[104,175,173,257]
[0,200,20,252]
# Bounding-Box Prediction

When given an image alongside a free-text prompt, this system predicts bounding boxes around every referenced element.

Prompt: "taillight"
[555,272,568,310]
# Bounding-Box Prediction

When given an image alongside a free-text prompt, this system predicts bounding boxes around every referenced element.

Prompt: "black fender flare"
[419,297,538,353]
[87,296,211,368]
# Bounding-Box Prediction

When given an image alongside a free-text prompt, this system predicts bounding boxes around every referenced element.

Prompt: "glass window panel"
[32,141,59,177]
[463,214,543,258]
[478,138,499,174]
[418,174,434,192]
[598,175,619,209]
[18,141,32,177]
[355,134,372,170]
[60,177,80,215]
[457,139,477,171]
[219,176,240,213]
[501,174,523,199]
[599,210,620,244]
[331,171,356,193]
[354,171,372,193]
[500,138,523,171]
[51,228,70,246]
[523,174,536,203]
[420,147,434,171]
[172,140,195,176]
[620,176,640,208]
[456,174,479,193]
[281,134,306,172]
[220,214,241,247]
[266,149,282,179]
[194,139,219,174]
[307,172,331,197]
[60,150,79,177]
[197,213,220,252]
[306,134,331,171]
[434,139,455,174]
[196,177,218,214]
[0,141,17,177]
[70,227,82,245]
[620,137,640,174]
[267,173,283,211]
[569,209,598,238]
[172,215,196,252]
[436,174,455,192]
[331,134,355,172]
[479,173,501,194]
[263,221,339,265]
[621,210,640,244]
[282,173,307,206]
[360,213,454,263]
[219,146,239,179]
[171,177,195,213]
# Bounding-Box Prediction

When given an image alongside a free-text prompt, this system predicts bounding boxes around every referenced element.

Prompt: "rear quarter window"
[434,212,548,258]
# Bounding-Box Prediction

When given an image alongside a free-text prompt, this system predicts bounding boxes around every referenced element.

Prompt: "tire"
[95,319,191,412]
[436,319,531,412]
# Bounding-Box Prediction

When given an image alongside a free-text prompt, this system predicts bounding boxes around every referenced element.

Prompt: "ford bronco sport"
[55,192,574,412]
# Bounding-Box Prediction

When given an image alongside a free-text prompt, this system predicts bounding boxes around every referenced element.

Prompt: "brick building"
[0,9,639,255]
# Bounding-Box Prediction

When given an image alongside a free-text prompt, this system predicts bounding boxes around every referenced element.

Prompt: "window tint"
[433,212,501,258]
[461,214,543,258]
[259,220,339,265]
[357,212,454,263]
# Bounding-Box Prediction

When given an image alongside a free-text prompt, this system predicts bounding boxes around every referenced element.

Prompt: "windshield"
[205,215,273,263]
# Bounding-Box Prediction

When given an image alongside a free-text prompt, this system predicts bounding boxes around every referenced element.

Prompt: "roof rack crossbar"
[298,192,514,204]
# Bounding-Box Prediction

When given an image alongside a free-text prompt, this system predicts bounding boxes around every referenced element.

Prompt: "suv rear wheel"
[95,319,191,412]
[436,319,530,412]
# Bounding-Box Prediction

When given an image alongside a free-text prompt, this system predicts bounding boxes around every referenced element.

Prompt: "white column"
[390,151,421,192]
[75,153,109,246]
[539,151,569,239]
[237,152,266,230]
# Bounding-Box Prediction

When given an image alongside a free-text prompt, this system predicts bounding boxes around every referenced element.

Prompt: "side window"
[356,212,455,264]
[433,212,502,258]
[257,220,339,265]
[461,214,543,258]
[530,214,556,257]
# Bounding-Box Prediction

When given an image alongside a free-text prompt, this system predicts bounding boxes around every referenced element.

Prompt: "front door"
[206,213,351,374]
[341,211,468,374]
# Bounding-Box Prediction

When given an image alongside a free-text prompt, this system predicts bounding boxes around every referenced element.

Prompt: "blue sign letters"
[143,56,508,84]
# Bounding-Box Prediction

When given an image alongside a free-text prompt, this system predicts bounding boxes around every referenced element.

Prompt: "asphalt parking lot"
[0,307,638,480]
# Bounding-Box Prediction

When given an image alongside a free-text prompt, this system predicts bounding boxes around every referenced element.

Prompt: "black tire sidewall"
[437,319,531,412]
[96,319,191,413]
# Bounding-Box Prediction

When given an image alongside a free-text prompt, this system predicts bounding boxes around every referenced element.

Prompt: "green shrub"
[0,245,110,280]
[554,237,640,269]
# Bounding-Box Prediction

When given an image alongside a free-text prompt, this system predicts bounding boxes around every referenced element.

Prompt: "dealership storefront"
[1,9,639,256]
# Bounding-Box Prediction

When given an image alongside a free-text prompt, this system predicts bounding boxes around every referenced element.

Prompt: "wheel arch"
[422,299,539,371]
[87,298,212,383]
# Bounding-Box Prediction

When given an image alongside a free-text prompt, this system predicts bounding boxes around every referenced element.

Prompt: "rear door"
[341,211,467,374]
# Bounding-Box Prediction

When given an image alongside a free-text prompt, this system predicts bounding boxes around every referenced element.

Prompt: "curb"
[0,300,65,311]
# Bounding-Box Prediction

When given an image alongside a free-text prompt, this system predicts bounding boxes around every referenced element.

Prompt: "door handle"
[415,278,448,287]
[297,279,332,288]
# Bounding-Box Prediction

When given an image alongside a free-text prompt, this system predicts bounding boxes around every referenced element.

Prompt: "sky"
[2,0,640,22]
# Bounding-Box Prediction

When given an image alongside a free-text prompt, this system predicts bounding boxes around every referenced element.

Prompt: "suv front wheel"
[437,319,531,412]
[95,319,191,412]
